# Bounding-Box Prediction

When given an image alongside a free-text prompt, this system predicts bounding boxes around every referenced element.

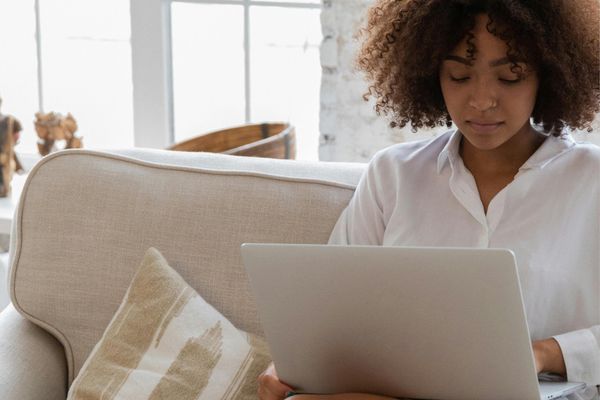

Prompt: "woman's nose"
[468,81,498,111]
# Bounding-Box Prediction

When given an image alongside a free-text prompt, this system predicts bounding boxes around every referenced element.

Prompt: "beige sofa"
[0,148,364,399]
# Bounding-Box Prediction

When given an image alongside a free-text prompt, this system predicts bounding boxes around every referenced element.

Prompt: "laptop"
[241,244,587,400]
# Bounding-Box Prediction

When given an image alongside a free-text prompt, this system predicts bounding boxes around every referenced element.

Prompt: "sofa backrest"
[8,149,364,384]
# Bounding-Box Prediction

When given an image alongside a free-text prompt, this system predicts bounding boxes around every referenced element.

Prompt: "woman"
[259,0,600,399]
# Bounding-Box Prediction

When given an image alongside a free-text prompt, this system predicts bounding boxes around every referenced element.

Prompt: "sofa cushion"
[68,247,270,400]
[8,149,363,384]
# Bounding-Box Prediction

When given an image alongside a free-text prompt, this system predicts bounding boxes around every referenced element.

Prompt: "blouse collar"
[436,128,576,174]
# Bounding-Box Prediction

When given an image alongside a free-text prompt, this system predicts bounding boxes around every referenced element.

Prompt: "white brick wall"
[319,0,600,162]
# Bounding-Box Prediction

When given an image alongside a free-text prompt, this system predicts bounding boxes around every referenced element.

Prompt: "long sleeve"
[554,326,600,386]
[554,178,600,388]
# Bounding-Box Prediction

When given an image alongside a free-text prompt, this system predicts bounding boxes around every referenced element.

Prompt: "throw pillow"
[67,247,271,400]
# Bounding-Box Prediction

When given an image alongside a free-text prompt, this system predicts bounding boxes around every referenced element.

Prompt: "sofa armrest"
[0,304,67,400]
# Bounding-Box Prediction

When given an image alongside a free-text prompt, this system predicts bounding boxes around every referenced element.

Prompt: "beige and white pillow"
[67,247,271,400]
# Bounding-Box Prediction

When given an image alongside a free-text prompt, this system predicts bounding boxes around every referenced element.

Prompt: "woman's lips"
[467,121,504,133]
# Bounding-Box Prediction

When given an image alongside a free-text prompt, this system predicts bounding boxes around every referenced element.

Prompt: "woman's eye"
[499,78,521,84]
[450,76,469,83]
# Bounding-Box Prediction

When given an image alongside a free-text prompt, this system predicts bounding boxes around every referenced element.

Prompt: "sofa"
[0,148,365,399]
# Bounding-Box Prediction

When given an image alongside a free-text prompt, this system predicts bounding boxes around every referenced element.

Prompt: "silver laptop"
[241,244,586,400]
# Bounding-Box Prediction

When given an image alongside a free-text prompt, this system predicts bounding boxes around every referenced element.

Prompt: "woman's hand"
[258,363,294,400]
[258,363,396,400]
[532,338,566,376]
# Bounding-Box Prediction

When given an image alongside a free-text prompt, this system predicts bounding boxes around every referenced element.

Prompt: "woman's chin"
[461,134,511,152]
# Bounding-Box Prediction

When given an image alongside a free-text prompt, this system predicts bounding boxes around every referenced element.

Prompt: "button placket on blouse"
[485,187,508,236]
[448,156,490,246]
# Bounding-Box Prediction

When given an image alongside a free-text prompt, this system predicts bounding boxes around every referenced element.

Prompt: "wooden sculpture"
[34,112,83,156]
[0,114,25,197]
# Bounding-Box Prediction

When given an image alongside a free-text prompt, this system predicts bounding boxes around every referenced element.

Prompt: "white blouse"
[328,130,599,399]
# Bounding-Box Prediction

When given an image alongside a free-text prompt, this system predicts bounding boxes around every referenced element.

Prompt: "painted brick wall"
[319,0,600,162]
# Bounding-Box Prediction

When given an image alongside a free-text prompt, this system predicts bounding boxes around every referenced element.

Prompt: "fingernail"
[285,391,297,398]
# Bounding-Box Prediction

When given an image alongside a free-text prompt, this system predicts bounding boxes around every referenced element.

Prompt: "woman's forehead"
[449,15,523,65]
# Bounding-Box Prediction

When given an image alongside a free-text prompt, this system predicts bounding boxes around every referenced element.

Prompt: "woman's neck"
[460,123,546,178]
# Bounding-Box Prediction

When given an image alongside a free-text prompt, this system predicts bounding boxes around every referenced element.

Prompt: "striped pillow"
[67,247,271,400]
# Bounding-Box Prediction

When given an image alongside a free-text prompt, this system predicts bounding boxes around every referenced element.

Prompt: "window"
[38,0,134,150]
[0,0,40,155]
[171,3,246,138]
[170,0,322,160]
[0,0,134,156]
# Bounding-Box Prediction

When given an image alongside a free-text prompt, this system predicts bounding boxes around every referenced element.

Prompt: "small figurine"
[0,98,25,197]
[34,111,83,156]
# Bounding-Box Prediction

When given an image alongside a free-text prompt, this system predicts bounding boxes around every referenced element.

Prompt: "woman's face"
[439,14,539,151]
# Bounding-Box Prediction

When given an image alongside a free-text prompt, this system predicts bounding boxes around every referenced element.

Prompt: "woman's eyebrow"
[489,56,511,67]
[445,55,512,67]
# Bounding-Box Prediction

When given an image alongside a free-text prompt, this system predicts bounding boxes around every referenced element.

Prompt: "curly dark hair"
[357,0,600,135]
